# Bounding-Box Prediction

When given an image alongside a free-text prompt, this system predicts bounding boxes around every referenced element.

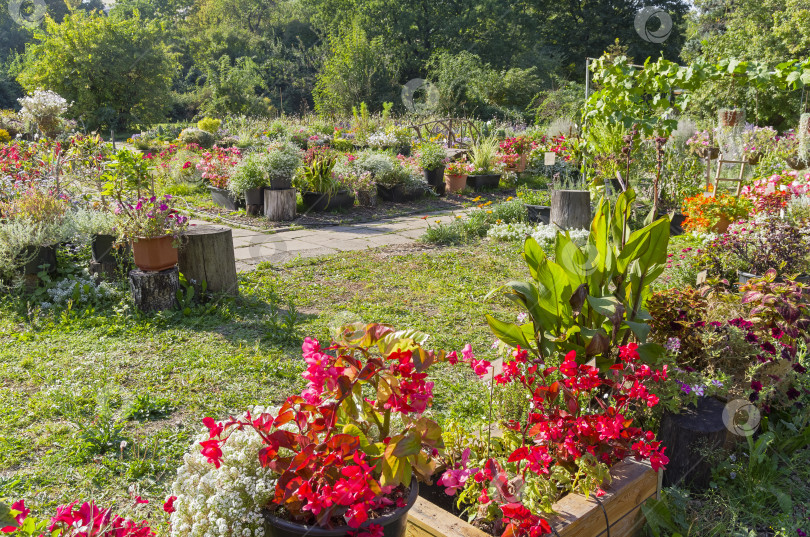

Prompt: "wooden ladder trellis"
[706,155,747,196]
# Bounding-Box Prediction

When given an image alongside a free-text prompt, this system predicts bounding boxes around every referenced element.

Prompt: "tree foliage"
[16,12,178,130]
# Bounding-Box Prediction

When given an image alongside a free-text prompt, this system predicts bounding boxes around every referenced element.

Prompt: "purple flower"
[711,380,723,387]
[692,385,705,397]
[680,383,691,395]
[751,380,763,392]
[159,204,168,211]
[150,196,157,202]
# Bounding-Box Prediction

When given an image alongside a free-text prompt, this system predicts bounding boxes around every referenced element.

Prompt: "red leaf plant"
[1,499,154,537]
[198,323,452,530]
[439,343,668,537]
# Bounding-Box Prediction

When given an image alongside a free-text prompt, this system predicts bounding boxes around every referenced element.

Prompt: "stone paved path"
[192,210,466,271]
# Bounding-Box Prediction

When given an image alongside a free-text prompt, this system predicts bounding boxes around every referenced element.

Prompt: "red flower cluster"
[197,147,242,188]
[450,344,668,537]
[46,502,153,537]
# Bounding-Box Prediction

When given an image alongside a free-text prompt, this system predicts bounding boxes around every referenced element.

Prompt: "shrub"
[17,90,68,138]
[0,128,10,143]
[229,151,270,194]
[415,141,447,171]
[178,127,215,149]
[197,117,222,133]
[265,141,303,182]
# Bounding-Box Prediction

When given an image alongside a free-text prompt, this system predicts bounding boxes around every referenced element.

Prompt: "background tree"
[16,11,178,131]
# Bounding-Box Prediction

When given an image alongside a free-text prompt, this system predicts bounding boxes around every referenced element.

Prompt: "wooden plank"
[407,497,490,537]
[549,459,657,537]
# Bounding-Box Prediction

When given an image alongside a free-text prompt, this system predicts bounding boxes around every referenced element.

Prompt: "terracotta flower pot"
[712,215,732,234]
[131,235,178,272]
[518,152,528,172]
[444,174,467,193]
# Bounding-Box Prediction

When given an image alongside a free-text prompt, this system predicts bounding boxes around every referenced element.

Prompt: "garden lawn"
[0,240,526,530]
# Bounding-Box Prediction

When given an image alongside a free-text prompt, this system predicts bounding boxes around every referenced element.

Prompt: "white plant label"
[544,152,556,166]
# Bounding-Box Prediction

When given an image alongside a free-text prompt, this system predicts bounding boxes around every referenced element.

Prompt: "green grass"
[0,241,527,525]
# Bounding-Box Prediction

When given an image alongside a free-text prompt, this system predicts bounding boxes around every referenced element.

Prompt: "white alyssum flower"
[487,222,589,247]
[170,410,277,537]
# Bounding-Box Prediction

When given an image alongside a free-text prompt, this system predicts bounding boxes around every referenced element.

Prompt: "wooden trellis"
[408,118,480,147]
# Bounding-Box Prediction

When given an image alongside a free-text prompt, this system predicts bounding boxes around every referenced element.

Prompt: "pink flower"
[1,500,29,533]
[163,496,177,514]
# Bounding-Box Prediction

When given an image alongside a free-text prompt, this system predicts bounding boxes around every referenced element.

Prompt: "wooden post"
[129,266,179,312]
[264,188,296,221]
[177,225,238,295]
[551,190,591,230]
[658,397,740,490]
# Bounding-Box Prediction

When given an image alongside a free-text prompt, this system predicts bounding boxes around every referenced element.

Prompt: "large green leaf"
[555,233,587,287]
[611,189,636,248]
[617,226,652,274]
[522,236,547,280]
[535,260,573,333]
[486,315,533,349]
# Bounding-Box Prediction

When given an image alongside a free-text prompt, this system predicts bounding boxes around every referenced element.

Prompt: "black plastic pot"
[377,184,424,203]
[244,187,265,206]
[301,190,355,211]
[21,244,57,275]
[466,174,501,191]
[91,234,120,264]
[423,166,446,196]
[208,186,245,211]
[657,212,687,236]
[269,177,293,190]
[264,483,418,537]
[526,205,550,224]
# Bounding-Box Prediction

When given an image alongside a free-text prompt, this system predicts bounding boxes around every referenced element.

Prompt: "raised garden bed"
[407,459,657,537]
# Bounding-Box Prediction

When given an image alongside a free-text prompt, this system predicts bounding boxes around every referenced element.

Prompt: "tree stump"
[246,204,263,216]
[264,188,296,221]
[129,266,179,312]
[658,397,740,490]
[177,225,238,295]
[551,190,591,230]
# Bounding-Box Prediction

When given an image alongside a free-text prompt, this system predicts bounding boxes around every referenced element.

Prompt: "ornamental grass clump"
[191,324,451,530]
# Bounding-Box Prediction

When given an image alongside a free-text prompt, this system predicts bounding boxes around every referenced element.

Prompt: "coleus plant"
[439,344,669,537]
[486,189,670,369]
[198,324,450,529]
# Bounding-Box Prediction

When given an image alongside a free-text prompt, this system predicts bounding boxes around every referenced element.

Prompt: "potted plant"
[516,185,550,224]
[416,141,449,195]
[718,108,745,128]
[682,193,752,234]
[685,130,719,159]
[741,126,776,165]
[116,195,189,272]
[499,136,533,172]
[444,159,472,193]
[467,137,503,190]
[296,154,355,211]
[0,187,69,276]
[185,324,449,537]
[375,156,427,203]
[230,152,270,209]
[266,141,304,190]
[199,147,243,210]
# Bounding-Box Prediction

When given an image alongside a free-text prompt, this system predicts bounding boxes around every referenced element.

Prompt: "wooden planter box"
[407,459,658,537]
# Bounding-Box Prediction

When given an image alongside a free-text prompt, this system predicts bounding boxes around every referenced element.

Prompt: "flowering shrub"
[741,170,810,214]
[196,324,450,529]
[499,137,534,156]
[682,193,752,232]
[0,187,68,224]
[197,147,242,189]
[741,126,777,159]
[116,195,189,240]
[415,141,448,171]
[17,90,69,138]
[442,344,668,537]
